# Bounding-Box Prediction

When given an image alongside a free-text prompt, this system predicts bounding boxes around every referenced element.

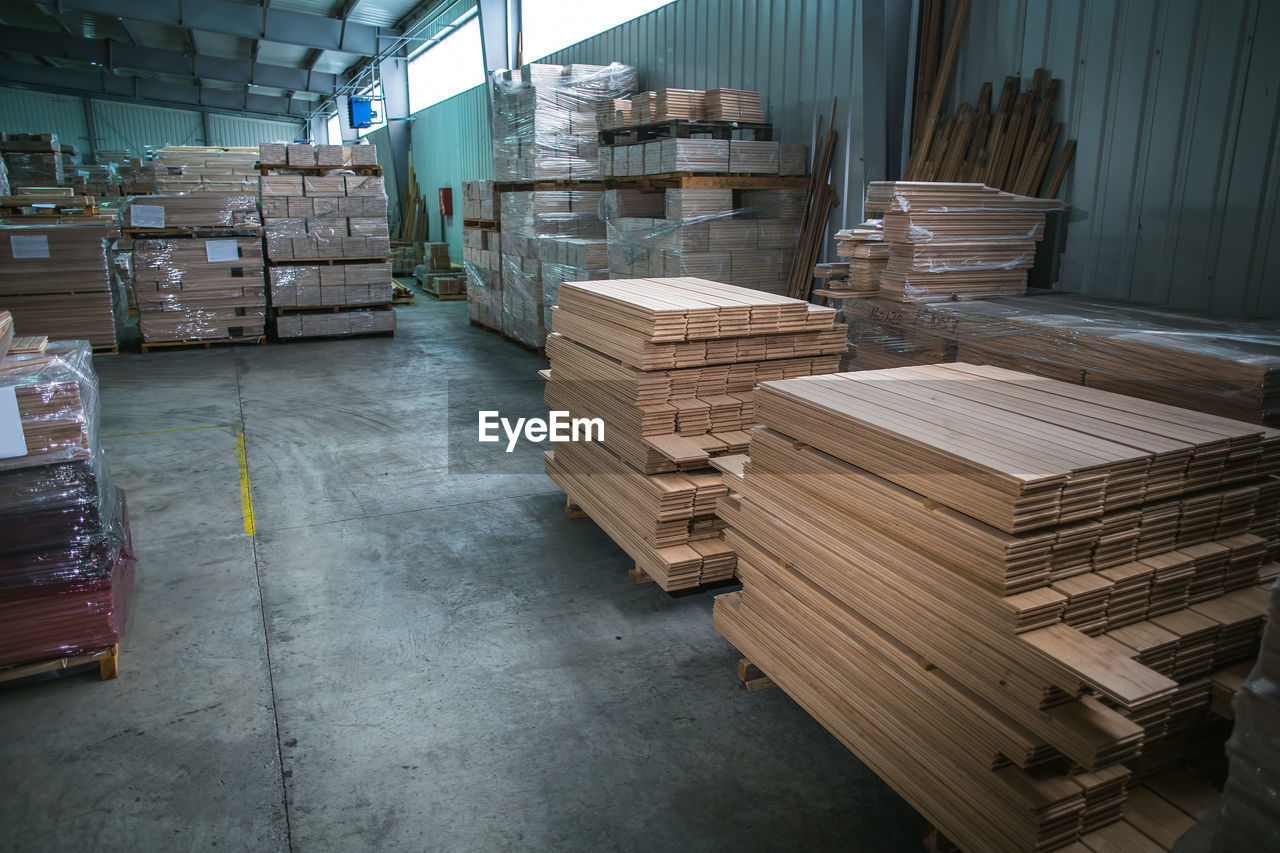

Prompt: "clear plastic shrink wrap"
[839,293,1280,424]
[0,341,135,668]
[133,237,266,342]
[491,62,638,181]
[602,187,803,296]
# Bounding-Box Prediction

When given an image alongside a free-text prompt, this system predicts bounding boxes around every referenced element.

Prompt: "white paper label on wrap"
[9,234,50,259]
[77,169,90,178]
[130,204,165,228]
[0,387,27,459]
[205,239,240,263]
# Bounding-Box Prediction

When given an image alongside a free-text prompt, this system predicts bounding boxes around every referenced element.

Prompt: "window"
[407,13,484,112]
[357,83,387,137]
[327,113,342,144]
[521,0,677,61]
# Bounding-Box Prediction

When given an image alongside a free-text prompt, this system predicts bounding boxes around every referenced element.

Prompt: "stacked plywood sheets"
[0,224,118,348]
[123,194,260,231]
[133,237,267,342]
[543,277,845,591]
[865,181,1063,302]
[716,362,1279,851]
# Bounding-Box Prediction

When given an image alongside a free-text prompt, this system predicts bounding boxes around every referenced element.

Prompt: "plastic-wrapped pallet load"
[838,293,1280,425]
[0,341,136,670]
[0,223,121,349]
[0,133,64,189]
[462,227,502,328]
[258,142,395,340]
[491,62,638,181]
[498,189,606,347]
[133,237,267,343]
[151,146,260,194]
[603,187,803,296]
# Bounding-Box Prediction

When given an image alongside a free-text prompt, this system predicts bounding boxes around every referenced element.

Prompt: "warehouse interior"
[1,1,1279,852]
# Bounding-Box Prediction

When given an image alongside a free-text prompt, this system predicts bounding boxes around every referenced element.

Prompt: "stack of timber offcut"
[866,181,1063,302]
[715,362,1280,851]
[705,89,765,122]
[543,277,847,590]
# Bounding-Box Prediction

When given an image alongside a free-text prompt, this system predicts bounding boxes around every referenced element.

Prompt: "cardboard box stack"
[152,146,260,194]
[462,225,502,327]
[543,277,847,590]
[499,188,605,347]
[599,138,806,177]
[0,340,136,670]
[0,223,120,348]
[491,62,638,181]
[0,134,64,189]
[462,180,497,222]
[259,142,395,340]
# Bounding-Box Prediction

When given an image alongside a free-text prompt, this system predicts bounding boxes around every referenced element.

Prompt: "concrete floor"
[0,294,926,852]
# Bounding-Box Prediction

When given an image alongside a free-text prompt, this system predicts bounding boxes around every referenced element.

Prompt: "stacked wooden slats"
[705,89,765,122]
[831,219,888,292]
[866,181,1063,302]
[0,310,11,359]
[543,277,845,590]
[716,363,1278,850]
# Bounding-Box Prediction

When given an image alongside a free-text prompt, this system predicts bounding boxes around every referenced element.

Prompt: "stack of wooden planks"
[0,310,11,359]
[716,363,1278,851]
[832,220,888,292]
[0,223,120,348]
[865,181,1063,302]
[543,277,846,590]
[705,89,765,122]
[133,237,267,343]
[839,293,1280,425]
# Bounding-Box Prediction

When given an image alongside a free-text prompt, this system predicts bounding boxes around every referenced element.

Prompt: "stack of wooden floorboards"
[715,362,1279,851]
[543,276,846,590]
[867,181,1063,303]
[832,220,888,292]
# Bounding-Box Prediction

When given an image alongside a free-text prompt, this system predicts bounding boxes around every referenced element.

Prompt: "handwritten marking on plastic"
[0,387,27,459]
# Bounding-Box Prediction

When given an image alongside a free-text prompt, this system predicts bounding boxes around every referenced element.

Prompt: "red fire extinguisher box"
[438,188,453,216]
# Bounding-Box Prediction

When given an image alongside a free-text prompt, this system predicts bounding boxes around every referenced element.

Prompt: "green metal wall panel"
[409,84,493,260]
[0,87,90,155]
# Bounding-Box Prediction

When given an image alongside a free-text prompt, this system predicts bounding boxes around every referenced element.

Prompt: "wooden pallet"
[273,302,393,315]
[141,335,264,353]
[493,179,605,193]
[421,276,466,301]
[276,329,394,343]
[392,282,415,304]
[122,226,262,239]
[91,345,119,356]
[462,218,500,231]
[0,645,119,685]
[256,163,382,176]
[602,173,809,190]
[737,658,776,693]
[599,119,774,146]
[265,256,389,266]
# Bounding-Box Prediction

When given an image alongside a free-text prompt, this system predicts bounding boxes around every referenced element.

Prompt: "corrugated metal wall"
[1,86,303,159]
[540,0,877,234]
[365,125,401,226]
[90,101,204,154]
[409,84,494,258]
[949,0,1280,317]
[0,87,90,152]
[206,114,304,148]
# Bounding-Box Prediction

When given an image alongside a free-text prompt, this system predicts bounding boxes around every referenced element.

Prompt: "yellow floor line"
[236,425,256,537]
[103,422,257,537]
